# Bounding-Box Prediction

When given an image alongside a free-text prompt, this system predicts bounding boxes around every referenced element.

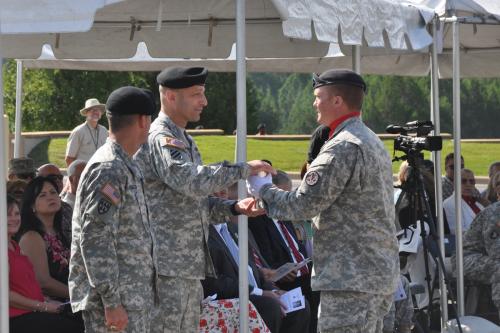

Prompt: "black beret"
[312,69,366,92]
[157,67,208,89]
[106,86,155,116]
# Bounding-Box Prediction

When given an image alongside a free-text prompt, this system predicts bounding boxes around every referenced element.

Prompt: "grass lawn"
[31,136,498,176]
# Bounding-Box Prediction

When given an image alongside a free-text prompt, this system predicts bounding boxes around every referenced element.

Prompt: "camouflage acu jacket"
[260,117,399,295]
[136,112,251,279]
[69,140,155,312]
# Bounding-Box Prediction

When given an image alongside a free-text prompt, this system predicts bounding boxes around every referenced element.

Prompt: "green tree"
[3,60,158,131]
[280,85,316,134]
[254,88,280,134]
[276,74,310,129]
[199,73,260,134]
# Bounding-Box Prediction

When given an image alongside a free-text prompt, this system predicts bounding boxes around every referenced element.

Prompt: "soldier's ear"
[165,89,177,103]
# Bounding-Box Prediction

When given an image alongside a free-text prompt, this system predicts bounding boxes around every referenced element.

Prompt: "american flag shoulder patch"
[100,183,121,205]
[161,136,186,150]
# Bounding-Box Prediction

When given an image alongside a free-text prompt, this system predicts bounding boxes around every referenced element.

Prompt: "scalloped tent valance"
[277,0,434,50]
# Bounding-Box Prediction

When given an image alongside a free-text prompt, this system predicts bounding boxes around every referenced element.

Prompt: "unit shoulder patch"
[97,198,112,214]
[305,171,320,186]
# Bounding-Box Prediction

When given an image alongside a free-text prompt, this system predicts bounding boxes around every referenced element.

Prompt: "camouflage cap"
[8,157,36,175]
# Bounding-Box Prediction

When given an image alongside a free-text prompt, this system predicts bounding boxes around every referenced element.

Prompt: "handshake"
[244,160,275,198]
[246,172,273,198]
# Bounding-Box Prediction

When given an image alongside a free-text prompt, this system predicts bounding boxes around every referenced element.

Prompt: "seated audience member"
[7,179,28,203]
[37,164,65,193]
[481,162,500,206]
[37,164,73,240]
[61,160,86,208]
[17,176,71,300]
[8,157,36,182]
[226,184,274,281]
[444,169,485,235]
[202,190,310,333]
[249,170,319,333]
[459,202,500,323]
[200,297,271,332]
[442,153,464,200]
[7,195,83,333]
[396,160,437,230]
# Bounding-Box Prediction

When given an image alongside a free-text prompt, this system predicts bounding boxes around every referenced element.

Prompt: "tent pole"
[452,17,465,317]
[0,47,11,333]
[430,18,448,328]
[236,0,249,332]
[14,60,23,157]
[352,45,361,74]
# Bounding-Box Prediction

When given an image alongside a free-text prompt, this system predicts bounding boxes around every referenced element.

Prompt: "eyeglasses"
[447,164,464,170]
[47,174,64,181]
[16,173,36,180]
[461,178,475,185]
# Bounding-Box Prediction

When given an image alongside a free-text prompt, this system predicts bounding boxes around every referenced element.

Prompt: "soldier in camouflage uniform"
[462,201,500,318]
[254,70,400,333]
[135,67,274,333]
[69,87,157,333]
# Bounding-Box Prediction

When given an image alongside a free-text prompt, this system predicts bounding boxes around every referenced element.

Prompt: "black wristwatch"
[230,202,241,216]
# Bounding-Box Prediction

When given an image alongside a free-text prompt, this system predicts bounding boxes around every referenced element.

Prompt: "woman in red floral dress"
[17,177,71,300]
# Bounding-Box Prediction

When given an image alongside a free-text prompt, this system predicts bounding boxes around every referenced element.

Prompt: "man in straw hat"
[65,98,109,166]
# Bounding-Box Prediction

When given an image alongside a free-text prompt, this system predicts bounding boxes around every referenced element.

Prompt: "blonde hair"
[483,171,500,204]
[397,161,409,185]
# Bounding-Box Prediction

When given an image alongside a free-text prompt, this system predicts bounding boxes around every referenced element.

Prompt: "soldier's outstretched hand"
[105,305,128,331]
[235,197,266,217]
[247,160,276,176]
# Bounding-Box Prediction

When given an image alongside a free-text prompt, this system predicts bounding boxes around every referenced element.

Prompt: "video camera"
[386,120,442,154]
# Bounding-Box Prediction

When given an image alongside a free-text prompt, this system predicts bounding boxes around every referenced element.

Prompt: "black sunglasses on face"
[47,174,64,181]
[447,164,464,170]
[16,173,36,180]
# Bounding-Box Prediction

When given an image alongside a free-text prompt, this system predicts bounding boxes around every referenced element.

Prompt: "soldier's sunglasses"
[16,173,36,180]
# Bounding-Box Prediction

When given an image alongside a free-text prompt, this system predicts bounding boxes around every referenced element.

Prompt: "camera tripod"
[394,151,462,333]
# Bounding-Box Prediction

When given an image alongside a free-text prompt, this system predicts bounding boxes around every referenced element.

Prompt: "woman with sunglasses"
[7,194,83,332]
[443,169,486,235]
[16,176,71,301]
[481,167,500,206]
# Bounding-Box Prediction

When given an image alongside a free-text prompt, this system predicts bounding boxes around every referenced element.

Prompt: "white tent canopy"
[1,0,434,60]
[17,1,500,78]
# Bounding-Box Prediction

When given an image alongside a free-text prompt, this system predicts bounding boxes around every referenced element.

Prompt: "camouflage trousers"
[82,309,150,333]
[319,291,392,333]
[382,276,413,333]
[151,277,203,333]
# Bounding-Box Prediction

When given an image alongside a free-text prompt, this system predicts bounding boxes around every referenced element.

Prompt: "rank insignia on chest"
[97,199,112,214]
[100,183,121,205]
[162,136,186,150]
[305,171,320,186]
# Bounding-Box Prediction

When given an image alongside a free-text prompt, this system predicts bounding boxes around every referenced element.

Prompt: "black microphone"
[386,125,405,134]
[405,120,433,127]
